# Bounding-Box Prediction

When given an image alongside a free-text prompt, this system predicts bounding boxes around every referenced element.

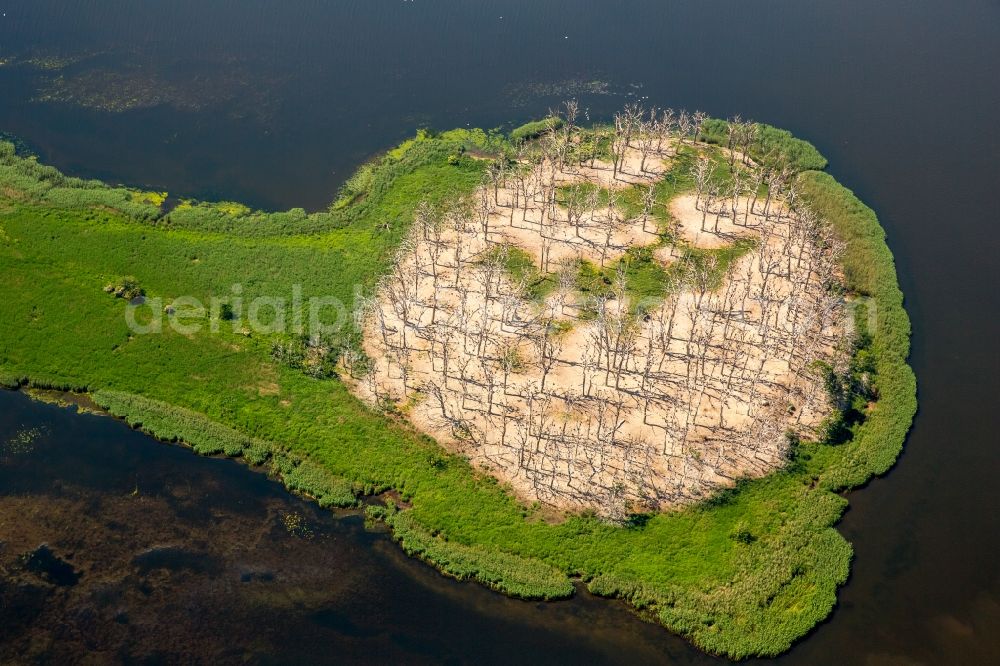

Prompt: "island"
[0,106,916,658]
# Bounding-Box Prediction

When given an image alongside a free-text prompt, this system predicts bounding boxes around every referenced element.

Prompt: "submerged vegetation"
[0,111,914,658]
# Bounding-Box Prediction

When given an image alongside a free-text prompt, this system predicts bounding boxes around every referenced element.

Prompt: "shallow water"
[1,1,999,663]
[0,390,704,664]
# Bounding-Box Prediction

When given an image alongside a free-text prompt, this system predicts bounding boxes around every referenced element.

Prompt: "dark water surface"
[1,1,998,663]
[0,390,695,664]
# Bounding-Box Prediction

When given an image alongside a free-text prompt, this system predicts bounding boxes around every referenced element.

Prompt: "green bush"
[0,372,25,389]
[103,276,144,300]
[384,510,575,600]
[798,171,916,489]
[700,119,827,172]
[243,439,274,466]
[510,116,565,143]
[25,377,89,393]
[280,457,358,508]
[91,389,262,457]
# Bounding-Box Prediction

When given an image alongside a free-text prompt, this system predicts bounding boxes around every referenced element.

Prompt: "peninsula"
[0,107,916,658]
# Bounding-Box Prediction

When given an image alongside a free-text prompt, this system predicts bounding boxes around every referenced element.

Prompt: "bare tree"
[354,102,849,518]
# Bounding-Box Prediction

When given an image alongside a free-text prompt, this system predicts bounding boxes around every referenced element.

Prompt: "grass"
[491,237,735,320]
[566,238,754,319]
[573,250,671,316]
[796,171,916,488]
[509,116,564,144]
[700,119,828,172]
[0,123,914,659]
[372,503,576,600]
[92,389,360,507]
[487,243,558,302]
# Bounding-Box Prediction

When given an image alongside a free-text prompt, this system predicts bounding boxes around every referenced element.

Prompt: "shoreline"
[0,117,916,658]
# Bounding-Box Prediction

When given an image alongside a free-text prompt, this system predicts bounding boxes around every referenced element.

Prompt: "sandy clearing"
[670,193,764,249]
[346,137,847,516]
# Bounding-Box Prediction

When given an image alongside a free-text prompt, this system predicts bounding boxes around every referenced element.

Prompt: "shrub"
[280,457,357,508]
[91,389,259,458]
[510,116,564,143]
[242,439,274,466]
[103,276,144,300]
[798,171,916,489]
[384,510,575,600]
[700,119,827,172]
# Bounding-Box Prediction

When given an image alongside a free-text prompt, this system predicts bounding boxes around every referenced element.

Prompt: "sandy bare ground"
[671,193,764,248]
[348,139,847,517]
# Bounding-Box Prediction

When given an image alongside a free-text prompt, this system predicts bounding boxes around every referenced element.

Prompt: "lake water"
[1,1,998,663]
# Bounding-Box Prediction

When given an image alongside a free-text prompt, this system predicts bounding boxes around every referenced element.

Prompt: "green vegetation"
[509,116,564,143]
[550,162,754,318]
[92,389,274,458]
[570,239,756,319]
[489,234,750,321]
[0,119,913,658]
[486,243,558,302]
[91,389,358,507]
[102,276,144,300]
[0,372,26,389]
[573,251,667,314]
[797,172,916,488]
[700,119,828,172]
[371,503,576,600]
